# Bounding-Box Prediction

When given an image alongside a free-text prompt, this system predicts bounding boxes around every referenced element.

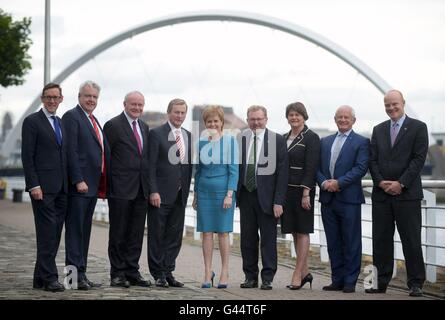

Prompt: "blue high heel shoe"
[217,283,228,289]
[201,271,215,288]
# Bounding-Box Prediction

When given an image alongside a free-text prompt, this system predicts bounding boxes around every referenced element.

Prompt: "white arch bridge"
[1,10,408,159]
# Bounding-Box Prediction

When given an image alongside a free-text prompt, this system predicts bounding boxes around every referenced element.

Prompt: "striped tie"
[245,135,257,192]
[175,129,185,162]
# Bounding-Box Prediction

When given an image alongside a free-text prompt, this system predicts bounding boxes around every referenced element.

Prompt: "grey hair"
[335,105,356,119]
[124,91,144,102]
[79,80,101,93]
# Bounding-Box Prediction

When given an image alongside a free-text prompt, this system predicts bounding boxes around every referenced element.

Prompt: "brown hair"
[285,102,308,120]
[247,105,267,118]
[41,83,62,97]
[167,98,188,113]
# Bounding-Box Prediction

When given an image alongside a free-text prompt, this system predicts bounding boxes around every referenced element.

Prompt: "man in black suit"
[21,83,67,292]
[62,81,109,290]
[103,91,151,288]
[367,90,428,297]
[147,98,192,288]
[237,105,288,290]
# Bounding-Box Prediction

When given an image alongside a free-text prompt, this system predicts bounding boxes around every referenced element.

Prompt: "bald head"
[384,89,405,121]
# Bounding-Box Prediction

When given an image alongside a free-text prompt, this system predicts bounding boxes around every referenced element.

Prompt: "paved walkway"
[0,200,438,300]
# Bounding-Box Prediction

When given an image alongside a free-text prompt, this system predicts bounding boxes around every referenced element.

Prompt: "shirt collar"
[42,107,56,118]
[168,121,182,134]
[337,129,352,137]
[250,128,266,141]
[124,111,138,126]
[391,114,406,127]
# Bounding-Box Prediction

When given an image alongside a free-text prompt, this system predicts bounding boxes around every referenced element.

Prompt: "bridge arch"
[2,10,401,157]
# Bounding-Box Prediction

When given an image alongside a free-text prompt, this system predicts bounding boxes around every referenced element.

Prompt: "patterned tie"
[132,120,142,155]
[50,115,62,146]
[245,135,257,192]
[329,133,344,178]
[391,123,399,147]
[175,129,185,162]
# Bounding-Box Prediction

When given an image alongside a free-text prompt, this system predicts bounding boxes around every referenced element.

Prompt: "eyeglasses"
[42,96,61,101]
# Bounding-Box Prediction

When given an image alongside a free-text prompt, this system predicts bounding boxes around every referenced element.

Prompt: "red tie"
[89,114,106,198]
[175,129,185,162]
[132,120,143,155]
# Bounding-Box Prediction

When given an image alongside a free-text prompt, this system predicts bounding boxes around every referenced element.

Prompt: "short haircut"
[335,105,356,119]
[285,102,308,120]
[167,98,188,113]
[79,80,101,94]
[202,105,225,129]
[42,83,62,97]
[124,91,144,103]
[247,105,267,118]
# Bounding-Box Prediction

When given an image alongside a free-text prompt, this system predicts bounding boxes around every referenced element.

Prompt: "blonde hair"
[202,105,224,129]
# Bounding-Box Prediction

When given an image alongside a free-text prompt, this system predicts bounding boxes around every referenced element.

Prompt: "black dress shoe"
[110,276,130,288]
[166,276,184,287]
[33,278,44,289]
[260,281,273,290]
[409,286,423,297]
[343,286,355,293]
[240,279,258,289]
[77,279,90,290]
[155,278,169,288]
[44,281,65,292]
[322,283,344,291]
[86,278,102,288]
[128,275,151,287]
[365,287,387,294]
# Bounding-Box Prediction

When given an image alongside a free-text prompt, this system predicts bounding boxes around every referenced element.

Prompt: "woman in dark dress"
[281,102,320,290]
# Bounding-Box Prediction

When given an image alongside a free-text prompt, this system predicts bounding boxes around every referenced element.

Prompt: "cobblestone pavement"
[0,201,439,301]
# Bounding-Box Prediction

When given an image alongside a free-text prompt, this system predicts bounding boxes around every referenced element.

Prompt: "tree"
[0,9,32,87]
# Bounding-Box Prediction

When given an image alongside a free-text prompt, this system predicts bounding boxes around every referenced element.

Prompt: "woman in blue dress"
[192,106,239,288]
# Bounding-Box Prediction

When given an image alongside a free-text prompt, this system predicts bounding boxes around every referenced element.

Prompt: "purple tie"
[391,123,399,147]
[132,120,142,155]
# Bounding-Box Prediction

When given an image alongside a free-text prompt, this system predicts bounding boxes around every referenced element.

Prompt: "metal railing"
[2,176,444,283]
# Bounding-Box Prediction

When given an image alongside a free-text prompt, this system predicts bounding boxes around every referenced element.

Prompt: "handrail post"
[424,189,437,283]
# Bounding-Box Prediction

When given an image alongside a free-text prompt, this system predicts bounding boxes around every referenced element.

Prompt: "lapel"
[38,109,60,147]
[257,129,268,166]
[76,105,102,148]
[286,126,308,153]
[119,112,140,155]
[335,131,354,166]
[392,116,410,148]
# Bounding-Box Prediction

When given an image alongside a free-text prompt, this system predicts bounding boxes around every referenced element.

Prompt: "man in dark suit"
[316,105,370,293]
[21,83,67,292]
[367,90,428,297]
[237,105,288,290]
[147,98,192,288]
[103,91,151,288]
[62,81,109,290]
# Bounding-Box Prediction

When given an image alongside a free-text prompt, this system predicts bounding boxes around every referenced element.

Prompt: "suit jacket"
[21,109,68,194]
[147,122,193,206]
[316,130,370,205]
[62,105,110,197]
[103,112,150,200]
[237,128,289,214]
[284,126,320,189]
[369,116,428,202]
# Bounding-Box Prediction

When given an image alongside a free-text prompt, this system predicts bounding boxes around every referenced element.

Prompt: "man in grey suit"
[103,91,151,288]
[367,90,428,297]
[237,105,288,290]
[147,98,192,288]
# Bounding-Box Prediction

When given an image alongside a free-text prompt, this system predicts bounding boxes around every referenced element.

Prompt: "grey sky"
[0,0,444,135]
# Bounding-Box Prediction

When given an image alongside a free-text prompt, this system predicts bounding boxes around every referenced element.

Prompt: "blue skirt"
[196,175,235,233]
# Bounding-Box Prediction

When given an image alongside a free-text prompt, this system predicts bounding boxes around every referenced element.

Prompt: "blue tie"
[51,116,62,146]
